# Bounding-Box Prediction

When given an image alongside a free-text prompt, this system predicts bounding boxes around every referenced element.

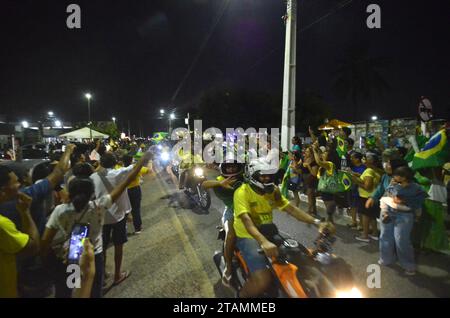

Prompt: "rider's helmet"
[219,154,245,178]
[247,159,279,194]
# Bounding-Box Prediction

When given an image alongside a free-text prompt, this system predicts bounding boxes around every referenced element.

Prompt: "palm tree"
[333,44,390,120]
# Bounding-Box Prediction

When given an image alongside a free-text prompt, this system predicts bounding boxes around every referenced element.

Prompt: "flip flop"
[221,273,233,289]
[112,271,131,286]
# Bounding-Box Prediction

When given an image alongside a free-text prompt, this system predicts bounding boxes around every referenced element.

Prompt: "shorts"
[357,196,380,219]
[103,216,128,249]
[335,191,351,209]
[304,174,318,190]
[236,238,269,273]
[287,178,302,192]
[222,207,234,224]
[321,192,335,202]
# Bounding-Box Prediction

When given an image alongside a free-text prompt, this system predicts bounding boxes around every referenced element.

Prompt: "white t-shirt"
[90,166,133,225]
[46,195,112,256]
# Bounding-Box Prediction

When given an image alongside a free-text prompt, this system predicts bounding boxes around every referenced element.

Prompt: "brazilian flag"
[405,134,429,163]
[339,171,352,192]
[412,129,449,170]
[280,155,291,198]
[336,136,347,158]
[280,166,290,198]
[418,199,450,253]
[366,135,376,149]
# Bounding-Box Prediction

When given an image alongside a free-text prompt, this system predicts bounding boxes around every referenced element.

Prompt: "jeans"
[236,238,269,273]
[379,208,416,271]
[128,186,142,232]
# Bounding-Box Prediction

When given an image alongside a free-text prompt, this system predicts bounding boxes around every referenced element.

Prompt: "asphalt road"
[104,167,450,298]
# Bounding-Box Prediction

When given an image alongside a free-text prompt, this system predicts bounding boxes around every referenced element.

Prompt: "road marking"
[153,175,215,297]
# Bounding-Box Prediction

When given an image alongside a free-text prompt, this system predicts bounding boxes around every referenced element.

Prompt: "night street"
[1,0,449,303]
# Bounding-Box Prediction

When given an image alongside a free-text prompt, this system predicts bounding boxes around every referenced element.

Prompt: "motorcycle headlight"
[335,287,363,298]
[194,167,204,177]
[160,151,170,161]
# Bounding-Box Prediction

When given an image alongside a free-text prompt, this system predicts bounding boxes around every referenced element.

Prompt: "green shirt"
[213,176,235,209]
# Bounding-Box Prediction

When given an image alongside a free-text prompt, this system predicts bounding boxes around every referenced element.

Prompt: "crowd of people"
[0,139,153,298]
[1,120,449,298]
[277,123,449,277]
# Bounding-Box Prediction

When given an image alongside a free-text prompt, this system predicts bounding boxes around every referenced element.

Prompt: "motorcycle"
[213,223,362,298]
[151,144,172,174]
[181,165,211,211]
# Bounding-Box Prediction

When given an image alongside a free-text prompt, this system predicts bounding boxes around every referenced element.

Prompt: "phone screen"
[67,224,89,264]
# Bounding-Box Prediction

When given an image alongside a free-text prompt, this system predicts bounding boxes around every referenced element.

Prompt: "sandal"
[113,271,131,286]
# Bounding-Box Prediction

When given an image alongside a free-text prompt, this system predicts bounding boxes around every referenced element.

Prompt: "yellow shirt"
[233,184,290,239]
[0,215,29,298]
[179,153,203,169]
[317,161,335,178]
[128,167,149,189]
[358,168,381,198]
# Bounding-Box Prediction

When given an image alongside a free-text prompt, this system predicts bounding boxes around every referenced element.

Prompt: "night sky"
[0,0,449,135]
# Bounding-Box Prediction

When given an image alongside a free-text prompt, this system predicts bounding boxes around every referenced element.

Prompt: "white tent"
[59,127,109,140]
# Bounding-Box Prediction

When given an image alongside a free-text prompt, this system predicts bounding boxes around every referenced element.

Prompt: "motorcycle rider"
[202,157,245,288]
[177,148,203,190]
[233,159,334,298]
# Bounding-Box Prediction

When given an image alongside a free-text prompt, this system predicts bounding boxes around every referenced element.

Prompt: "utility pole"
[186,113,190,133]
[281,0,297,152]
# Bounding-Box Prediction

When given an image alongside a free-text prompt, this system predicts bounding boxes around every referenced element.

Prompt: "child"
[380,167,427,220]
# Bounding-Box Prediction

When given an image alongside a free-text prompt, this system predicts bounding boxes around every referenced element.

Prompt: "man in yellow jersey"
[233,159,334,298]
[0,166,40,298]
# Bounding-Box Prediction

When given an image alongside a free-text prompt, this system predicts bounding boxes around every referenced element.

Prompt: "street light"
[371,116,378,121]
[48,111,54,117]
[170,113,175,120]
[22,121,29,128]
[54,120,62,128]
[160,109,165,115]
[85,93,93,139]
[112,117,116,123]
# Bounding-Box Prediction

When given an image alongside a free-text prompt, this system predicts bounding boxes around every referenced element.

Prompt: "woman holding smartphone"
[40,150,151,298]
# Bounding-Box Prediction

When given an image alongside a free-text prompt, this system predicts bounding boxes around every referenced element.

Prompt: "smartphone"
[67,223,90,264]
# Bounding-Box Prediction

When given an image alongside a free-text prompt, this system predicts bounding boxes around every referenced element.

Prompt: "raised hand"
[220,176,237,190]
[16,192,33,214]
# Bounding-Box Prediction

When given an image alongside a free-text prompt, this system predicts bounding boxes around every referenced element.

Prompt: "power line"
[247,0,354,72]
[171,0,231,103]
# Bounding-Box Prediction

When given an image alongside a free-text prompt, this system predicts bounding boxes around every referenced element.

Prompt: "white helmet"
[247,159,279,193]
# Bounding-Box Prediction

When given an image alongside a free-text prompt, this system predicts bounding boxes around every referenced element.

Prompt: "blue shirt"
[0,179,52,234]
[352,164,366,175]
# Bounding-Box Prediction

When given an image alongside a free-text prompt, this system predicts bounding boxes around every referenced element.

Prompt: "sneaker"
[134,231,142,235]
[404,269,416,276]
[355,236,370,243]
[369,234,379,241]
